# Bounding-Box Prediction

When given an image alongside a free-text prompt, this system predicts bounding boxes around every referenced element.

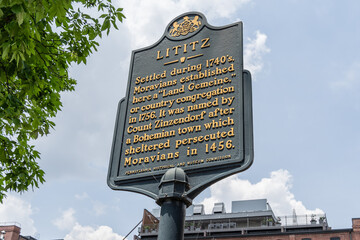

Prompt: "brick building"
[136,199,360,240]
[0,223,38,240]
[0,224,21,240]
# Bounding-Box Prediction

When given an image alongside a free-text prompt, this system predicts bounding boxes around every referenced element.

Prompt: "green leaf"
[10,51,17,62]
[116,11,125,22]
[11,4,22,14]
[2,42,11,59]
[12,118,20,127]
[0,149,6,162]
[30,130,38,139]
[112,20,118,30]
[16,11,25,25]
[101,18,110,31]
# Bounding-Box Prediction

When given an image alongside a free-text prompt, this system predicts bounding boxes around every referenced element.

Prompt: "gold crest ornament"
[170,15,201,37]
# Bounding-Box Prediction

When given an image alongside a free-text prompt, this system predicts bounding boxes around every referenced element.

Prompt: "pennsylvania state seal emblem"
[169,15,201,37]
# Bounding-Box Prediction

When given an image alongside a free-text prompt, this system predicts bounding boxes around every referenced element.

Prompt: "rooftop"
[139,199,329,239]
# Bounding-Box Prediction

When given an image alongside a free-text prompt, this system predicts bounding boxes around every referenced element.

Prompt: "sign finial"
[169,15,202,37]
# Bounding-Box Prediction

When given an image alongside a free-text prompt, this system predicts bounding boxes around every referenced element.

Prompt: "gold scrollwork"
[169,15,201,37]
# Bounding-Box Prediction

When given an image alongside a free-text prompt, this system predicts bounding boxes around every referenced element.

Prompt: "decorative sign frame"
[108,12,253,200]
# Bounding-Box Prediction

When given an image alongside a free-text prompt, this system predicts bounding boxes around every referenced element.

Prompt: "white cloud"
[330,61,360,90]
[75,192,89,200]
[200,169,323,217]
[53,208,77,231]
[64,224,125,240]
[92,201,107,216]
[244,30,271,77]
[75,193,107,216]
[53,207,123,239]
[74,192,107,216]
[120,0,252,48]
[0,194,36,236]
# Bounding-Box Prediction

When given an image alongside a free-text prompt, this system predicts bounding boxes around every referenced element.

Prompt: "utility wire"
[123,219,143,240]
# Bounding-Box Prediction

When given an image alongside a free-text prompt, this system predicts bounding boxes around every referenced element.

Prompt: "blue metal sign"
[108,12,253,200]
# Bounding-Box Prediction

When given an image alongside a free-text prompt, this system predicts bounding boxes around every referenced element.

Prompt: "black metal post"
[156,168,192,240]
[158,199,186,240]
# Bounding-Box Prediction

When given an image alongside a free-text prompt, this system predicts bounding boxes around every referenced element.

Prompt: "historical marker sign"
[108,12,254,200]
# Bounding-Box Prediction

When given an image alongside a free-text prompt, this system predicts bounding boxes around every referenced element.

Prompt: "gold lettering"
[187,98,219,112]
[208,107,235,118]
[175,128,234,149]
[127,123,152,134]
[175,86,235,104]
[124,157,132,166]
[189,40,199,51]
[156,50,163,60]
[135,71,167,85]
[178,125,202,135]
[203,116,234,130]
[173,45,182,55]
[124,151,179,167]
[128,50,240,170]
[201,37,210,48]
[155,38,211,60]
[139,99,175,112]
[124,139,171,156]
[154,111,206,130]
[133,130,176,144]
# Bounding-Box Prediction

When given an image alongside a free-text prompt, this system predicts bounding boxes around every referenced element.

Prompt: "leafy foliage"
[0,0,125,202]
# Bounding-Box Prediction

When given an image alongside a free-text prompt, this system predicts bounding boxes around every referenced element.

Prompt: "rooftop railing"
[139,213,328,234]
[278,213,327,227]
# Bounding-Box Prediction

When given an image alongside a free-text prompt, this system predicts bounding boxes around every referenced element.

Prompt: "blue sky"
[1,0,360,239]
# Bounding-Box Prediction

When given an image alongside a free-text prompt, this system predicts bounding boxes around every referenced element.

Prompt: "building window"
[330,237,340,240]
